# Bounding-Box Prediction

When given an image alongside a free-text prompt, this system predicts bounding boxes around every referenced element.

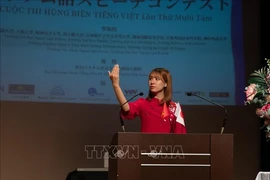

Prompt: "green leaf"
[248,72,268,87]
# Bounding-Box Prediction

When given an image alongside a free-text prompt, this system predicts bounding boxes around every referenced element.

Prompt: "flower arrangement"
[245,58,270,141]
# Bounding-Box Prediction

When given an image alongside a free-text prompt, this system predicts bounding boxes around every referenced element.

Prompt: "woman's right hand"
[108,64,120,87]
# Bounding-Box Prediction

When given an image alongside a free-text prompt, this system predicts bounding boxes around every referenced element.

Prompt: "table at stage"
[66,168,108,180]
[255,172,270,180]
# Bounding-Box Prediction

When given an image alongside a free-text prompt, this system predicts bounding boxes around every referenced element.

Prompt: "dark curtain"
[260,0,270,171]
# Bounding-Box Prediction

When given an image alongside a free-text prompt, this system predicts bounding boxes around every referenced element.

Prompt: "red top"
[121,98,187,134]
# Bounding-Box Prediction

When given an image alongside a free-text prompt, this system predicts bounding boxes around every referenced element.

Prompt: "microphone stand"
[119,110,125,132]
[119,92,144,132]
[187,93,228,134]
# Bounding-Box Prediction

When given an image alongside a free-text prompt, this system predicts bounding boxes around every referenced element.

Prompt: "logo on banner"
[50,85,65,96]
[209,92,229,98]
[185,91,205,97]
[124,89,138,96]
[88,87,104,96]
[8,84,35,94]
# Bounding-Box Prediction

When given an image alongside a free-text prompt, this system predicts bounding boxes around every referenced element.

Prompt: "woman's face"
[148,73,167,93]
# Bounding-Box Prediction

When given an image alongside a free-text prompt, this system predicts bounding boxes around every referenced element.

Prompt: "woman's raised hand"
[108,64,120,87]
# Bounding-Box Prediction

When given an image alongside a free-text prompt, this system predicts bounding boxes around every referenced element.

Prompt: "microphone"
[186,92,228,134]
[119,92,144,132]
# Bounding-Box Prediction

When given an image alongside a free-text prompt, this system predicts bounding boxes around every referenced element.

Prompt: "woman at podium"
[108,64,186,134]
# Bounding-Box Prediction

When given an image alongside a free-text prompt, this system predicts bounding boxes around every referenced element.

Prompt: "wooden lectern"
[108,132,233,180]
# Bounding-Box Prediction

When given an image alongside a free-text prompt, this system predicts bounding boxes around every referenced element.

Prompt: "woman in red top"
[108,64,186,134]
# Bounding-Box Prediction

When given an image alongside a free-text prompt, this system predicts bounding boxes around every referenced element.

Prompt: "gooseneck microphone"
[119,92,144,132]
[186,92,228,134]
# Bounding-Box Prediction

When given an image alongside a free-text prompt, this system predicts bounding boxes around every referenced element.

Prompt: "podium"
[108,133,233,180]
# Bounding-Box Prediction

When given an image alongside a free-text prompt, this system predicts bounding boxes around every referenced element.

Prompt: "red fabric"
[121,98,187,134]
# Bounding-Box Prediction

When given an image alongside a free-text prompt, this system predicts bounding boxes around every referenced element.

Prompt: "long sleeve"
[120,98,144,120]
